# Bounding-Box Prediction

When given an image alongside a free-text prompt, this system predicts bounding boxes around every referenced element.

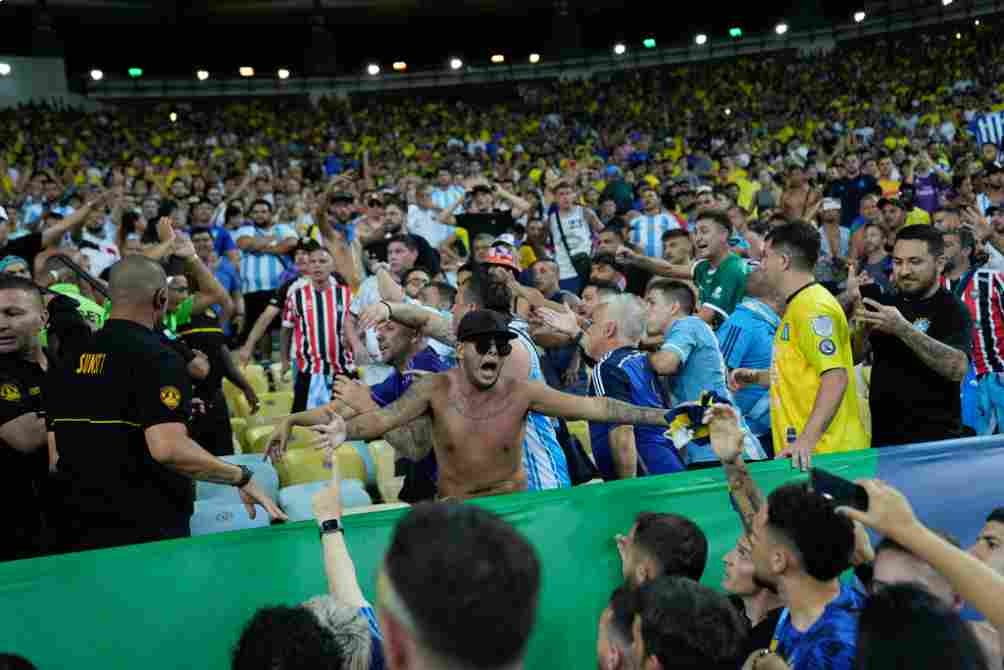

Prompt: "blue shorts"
[971,372,1004,436]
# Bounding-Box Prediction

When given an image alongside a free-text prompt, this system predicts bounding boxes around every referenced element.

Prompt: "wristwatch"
[233,464,254,488]
[319,518,343,536]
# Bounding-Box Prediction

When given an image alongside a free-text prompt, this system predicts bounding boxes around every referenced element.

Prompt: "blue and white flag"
[969,112,1004,147]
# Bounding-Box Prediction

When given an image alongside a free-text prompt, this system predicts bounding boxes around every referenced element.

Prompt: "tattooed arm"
[383,415,435,461]
[895,324,969,382]
[344,375,438,441]
[524,381,669,426]
[705,404,765,536]
[359,300,456,347]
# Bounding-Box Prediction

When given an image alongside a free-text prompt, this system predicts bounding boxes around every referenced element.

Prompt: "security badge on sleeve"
[811,316,837,356]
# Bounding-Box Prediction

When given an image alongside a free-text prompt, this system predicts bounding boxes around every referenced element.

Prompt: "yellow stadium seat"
[566,420,591,457]
[274,444,367,488]
[257,391,294,421]
[368,440,399,502]
[223,379,248,418]
[245,425,278,455]
[243,364,270,396]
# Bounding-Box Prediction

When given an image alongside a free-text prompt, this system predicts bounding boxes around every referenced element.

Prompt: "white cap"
[822,197,842,211]
[695,185,713,195]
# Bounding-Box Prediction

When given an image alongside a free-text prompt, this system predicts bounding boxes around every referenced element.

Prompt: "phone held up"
[810,467,869,511]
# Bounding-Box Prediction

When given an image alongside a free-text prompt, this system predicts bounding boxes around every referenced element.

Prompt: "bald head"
[109,256,167,306]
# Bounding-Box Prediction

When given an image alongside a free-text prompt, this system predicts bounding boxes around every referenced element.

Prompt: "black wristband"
[233,464,254,488]
[319,518,343,536]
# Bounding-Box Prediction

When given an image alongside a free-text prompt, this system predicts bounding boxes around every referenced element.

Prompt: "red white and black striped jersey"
[943,268,1004,376]
[282,276,355,376]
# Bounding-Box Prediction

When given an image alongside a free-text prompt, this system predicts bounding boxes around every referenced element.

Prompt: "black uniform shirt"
[0,354,46,561]
[48,319,195,548]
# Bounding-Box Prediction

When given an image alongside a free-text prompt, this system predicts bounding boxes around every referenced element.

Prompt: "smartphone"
[810,468,868,511]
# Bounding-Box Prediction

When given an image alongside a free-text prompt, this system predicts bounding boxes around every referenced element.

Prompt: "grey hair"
[599,293,647,344]
[301,595,372,670]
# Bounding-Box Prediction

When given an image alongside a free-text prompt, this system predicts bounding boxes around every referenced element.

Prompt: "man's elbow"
[950,354,970,383]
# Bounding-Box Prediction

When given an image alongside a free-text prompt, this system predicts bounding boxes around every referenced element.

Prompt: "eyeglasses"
[469,335,512,357]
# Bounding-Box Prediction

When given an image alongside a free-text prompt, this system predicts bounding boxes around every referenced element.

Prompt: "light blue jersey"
[631,211,681,258]
[431,185,466,215]
[236,223,298,293]
[661,316,765,464]
[509,319,571,490]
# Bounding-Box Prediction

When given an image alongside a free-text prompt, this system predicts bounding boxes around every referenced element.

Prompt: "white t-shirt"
[407,204,455,249]
[547,206,592,280]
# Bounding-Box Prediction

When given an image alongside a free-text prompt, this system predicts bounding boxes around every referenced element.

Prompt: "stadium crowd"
[1,16,1004,670]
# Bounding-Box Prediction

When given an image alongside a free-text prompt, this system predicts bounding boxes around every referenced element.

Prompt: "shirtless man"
[780,163,822,222]
[290,310,673,499]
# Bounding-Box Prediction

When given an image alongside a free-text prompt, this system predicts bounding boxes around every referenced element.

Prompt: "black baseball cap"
[456,310,517,342]
[331,191,354,203]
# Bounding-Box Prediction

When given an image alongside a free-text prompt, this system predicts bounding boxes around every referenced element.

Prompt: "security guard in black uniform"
[46,256,286,552]
[0,276,50,561]
[172,275,260,456]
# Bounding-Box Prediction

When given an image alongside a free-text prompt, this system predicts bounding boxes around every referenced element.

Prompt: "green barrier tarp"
[0,450,876,669]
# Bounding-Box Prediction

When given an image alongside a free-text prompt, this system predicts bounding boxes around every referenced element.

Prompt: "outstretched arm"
[345,375,437,440]
[705,404,766,536]
[524,381,669,426]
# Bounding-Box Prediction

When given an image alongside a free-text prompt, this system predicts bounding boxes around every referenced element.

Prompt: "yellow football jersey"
[770,283,870,455]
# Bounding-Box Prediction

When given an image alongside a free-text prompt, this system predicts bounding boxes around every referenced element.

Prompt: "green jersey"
[692,253,749,324]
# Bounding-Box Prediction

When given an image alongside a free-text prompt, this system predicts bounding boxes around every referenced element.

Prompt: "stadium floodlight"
[367,63,380,76]
[854,11,866,22]
[529,53,541,64]
[695,33,708,45]
[729,27,742,38]
[491,54,505,63]
[775,22,788,35]
[956,31,962,39]
[643,37,656,49]
[169,112,178,123]
[128,67,143,78]
[0,63,10,77]
[450,58,463,70]
[196,70,209,81]
[942,0,953,6]
[393,61,407,71]
[975,18,981,25]
[613,43,627,55]
[725,108,732,116]
[239,66,254,77]
[277,68,290,80]
[89,69,103,81]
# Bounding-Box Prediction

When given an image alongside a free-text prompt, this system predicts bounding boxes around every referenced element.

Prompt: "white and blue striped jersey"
[631,211,682,258]
[236,223,298,294]
[509,319,571,490]
[430,185,466,215]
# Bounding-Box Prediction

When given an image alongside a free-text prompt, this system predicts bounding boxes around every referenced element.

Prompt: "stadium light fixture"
[277,68,290,80]
[393,61,407,71]
[729,27,742,38]
[775,22,788,35]
[853,11,866,22]
[695,33,708,45]
[725,108,732,116]
[642,37,656,49]
[169,112,178,123]
[613,43,627,55]
[975,18,981,25]
[367,63,380,76]
[196,70,209,81]
[127,67,143,78]
[239,66,254,77]
[0,63,10,77]
[955,31,962,39]
[450,58,463,70]
[942,0,953,6]
[529,53,541,64]
[89,69,103,81]
[491,54,505,63]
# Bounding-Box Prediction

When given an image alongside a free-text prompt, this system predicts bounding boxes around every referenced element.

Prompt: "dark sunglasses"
[469,335,512,357]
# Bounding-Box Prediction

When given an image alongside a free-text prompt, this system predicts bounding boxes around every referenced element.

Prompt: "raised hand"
[702,403,744,463]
